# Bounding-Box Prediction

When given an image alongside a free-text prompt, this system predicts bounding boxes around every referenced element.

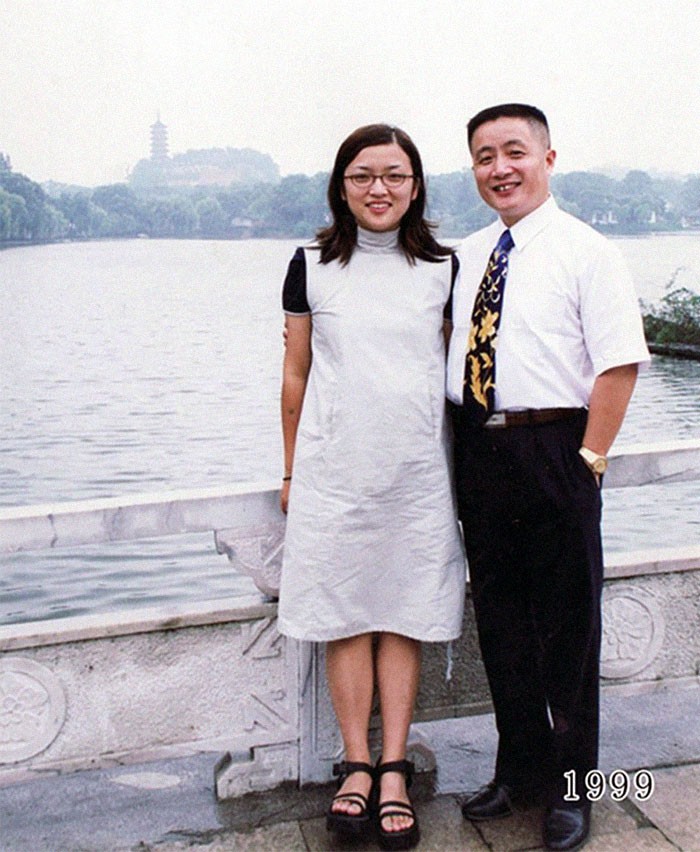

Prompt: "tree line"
[2,150,700,244]
[642,268,700,347]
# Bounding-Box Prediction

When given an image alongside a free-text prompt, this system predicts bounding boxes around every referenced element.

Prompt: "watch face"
[579,448,607,475]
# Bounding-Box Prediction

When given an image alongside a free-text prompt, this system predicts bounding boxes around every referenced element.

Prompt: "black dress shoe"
[461,781,515,820]
[543,803,591,851]
[461,779,547,821]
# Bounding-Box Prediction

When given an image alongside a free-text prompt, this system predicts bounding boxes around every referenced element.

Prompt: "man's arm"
[582,363,639,456]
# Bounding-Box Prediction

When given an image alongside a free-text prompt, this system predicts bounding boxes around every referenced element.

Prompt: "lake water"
[1,234,700,625]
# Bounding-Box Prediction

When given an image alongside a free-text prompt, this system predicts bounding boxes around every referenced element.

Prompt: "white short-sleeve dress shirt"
[446,196,650,409]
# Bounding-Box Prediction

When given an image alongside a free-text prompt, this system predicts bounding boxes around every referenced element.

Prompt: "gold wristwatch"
[579,446,608,475]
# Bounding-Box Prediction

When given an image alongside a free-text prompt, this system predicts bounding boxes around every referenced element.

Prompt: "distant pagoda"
[150,116,169,162]
[129,117,280,189]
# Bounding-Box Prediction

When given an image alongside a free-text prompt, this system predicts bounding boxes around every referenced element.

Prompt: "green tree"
[552,172,617,224]
[41,204,70,240]
[215,183,265,223]
[142,197,197,236]
[0,188,14,238]
[642,268,700,345]
[91,184,144,236]
[195,196,227,236]
[0,171,50,238]
[615,170,666,230]
[55,192,105,238]
[427,171,493,237]
[0,187,28,239]
[680,175,700,217]
[243,182,276,226]
[621,170,653,194]
[265,173,328,237]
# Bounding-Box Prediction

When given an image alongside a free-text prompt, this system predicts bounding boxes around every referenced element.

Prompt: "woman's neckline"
[356,225,400,252]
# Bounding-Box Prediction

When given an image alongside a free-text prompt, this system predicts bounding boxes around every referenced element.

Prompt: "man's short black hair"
[467,103,550,150]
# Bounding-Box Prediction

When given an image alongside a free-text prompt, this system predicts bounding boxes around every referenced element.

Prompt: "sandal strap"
[332,760,374,779]
[378,799,416,817]
[376,759,415,776]
[332,791,369,807]
[376,759,415,789]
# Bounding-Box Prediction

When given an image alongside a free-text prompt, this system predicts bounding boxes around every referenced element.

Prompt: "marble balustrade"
[0,440,699,794]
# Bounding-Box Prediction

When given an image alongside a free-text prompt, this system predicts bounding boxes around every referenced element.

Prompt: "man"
[446,104,649,851]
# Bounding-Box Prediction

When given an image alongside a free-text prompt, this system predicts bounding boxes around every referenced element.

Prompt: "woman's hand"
[280,478,291,513]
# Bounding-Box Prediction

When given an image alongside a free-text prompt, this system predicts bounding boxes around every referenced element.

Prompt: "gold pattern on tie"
[462,229,514,423]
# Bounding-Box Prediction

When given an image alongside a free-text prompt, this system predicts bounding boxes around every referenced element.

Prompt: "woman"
[278,124,464,850]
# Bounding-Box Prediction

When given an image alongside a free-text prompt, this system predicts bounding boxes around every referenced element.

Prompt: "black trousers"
[450,405,603,800]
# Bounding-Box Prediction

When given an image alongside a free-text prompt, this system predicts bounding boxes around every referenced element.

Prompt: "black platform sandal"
[376,759,420,850]
[326,760,375,838]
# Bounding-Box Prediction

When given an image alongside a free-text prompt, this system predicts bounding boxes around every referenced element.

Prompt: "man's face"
[470,116,556,226]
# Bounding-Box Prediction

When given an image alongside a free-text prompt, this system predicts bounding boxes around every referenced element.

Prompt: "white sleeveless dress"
[278,227,465,642]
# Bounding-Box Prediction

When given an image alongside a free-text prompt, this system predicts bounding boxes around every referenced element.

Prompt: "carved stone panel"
[601,585,665,679]
[216,742,297,798]
[215,522,285,597]
[240,617,294,737]
[298,642,341,783]
[0,612,299,777]
[0,657,66,763]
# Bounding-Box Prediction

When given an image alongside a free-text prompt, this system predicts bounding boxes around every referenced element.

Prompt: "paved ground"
[1,683,698,851]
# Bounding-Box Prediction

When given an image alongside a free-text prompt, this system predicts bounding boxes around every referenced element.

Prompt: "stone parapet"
[0,599,298,793]
[0,543,697,791]
[0,440,699,794]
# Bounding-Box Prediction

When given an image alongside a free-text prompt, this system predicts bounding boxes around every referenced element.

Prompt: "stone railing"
[1,440,699,795]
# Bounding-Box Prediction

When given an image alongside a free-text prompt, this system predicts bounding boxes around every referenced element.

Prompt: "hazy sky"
[2,0,699,187]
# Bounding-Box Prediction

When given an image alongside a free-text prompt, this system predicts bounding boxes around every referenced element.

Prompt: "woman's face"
[341,142,418,232]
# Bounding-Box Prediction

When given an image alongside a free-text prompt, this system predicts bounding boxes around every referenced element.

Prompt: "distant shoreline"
[3,227,700,253]
[610,229,700,239]
[0,234,259,251]
[648,342,700,361]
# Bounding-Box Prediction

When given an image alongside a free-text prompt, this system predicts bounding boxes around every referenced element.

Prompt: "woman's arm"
[280,314,312,513]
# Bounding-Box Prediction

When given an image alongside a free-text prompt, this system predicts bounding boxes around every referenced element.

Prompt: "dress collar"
[356,226,400,252]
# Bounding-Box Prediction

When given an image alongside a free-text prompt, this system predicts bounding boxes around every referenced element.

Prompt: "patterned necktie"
[462,229,515,424]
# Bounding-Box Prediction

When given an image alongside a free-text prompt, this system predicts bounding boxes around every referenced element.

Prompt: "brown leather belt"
[484,407,584,428]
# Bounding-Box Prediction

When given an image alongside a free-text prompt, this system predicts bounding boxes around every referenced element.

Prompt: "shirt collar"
[503,194,557,251]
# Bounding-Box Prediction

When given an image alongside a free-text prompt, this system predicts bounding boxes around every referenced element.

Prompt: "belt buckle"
[485,411,506,428]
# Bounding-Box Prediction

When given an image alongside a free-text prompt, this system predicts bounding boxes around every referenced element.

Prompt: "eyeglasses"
[343,173,416,189]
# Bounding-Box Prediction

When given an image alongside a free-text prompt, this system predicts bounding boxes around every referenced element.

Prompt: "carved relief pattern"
[239,616,294,739]
[215,522,285,597]
[0,658,66,763]
[216,742,297,798]
[243,689,291,732]
[0,672,49,739]
[241,617,284,659]
[601,586,665,679]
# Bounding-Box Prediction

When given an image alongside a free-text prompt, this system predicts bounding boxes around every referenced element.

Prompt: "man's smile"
[493,182,520,193]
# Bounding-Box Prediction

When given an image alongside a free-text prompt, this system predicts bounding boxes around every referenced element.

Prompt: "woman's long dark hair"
[316,124,453,266]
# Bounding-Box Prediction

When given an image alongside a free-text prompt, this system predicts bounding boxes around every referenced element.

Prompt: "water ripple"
[1,238,698,624]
